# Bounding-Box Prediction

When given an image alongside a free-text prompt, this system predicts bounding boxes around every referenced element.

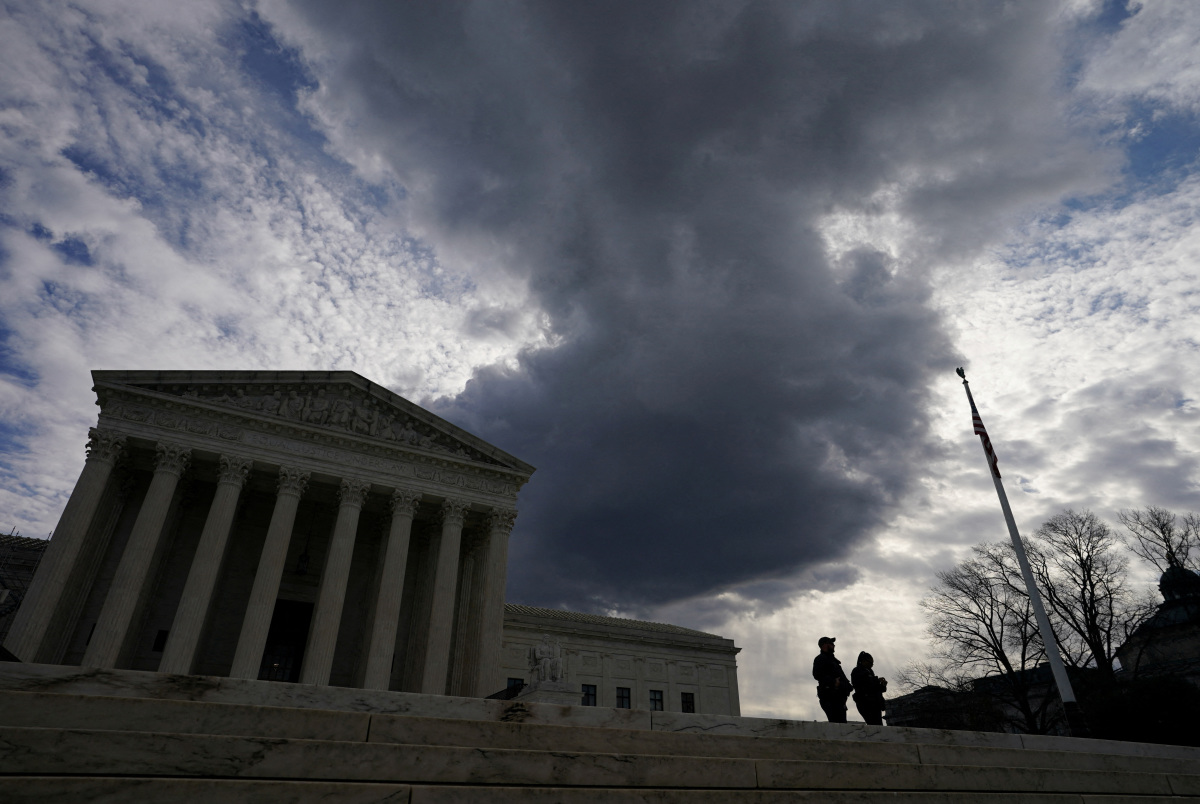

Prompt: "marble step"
[0,690,916,764]
[2,779,1197,804]
[5,689,1200,778]
[6,663,1200,766]
[0,690,371,742]
[4,782,1195,804]
[2,726,1197,795]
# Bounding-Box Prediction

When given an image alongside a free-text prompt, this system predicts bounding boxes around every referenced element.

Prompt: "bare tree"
[915,542,1059,734]
[1028,509,1147,684]
[1117,506,1200,572]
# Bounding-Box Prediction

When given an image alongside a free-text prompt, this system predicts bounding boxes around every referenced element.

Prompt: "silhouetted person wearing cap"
[812,636,851,723]
[850,651,887,726]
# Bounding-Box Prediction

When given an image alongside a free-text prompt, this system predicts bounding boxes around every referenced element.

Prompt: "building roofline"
[504,603,739,653]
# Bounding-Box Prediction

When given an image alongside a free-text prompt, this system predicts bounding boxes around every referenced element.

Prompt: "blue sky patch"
[50,237,93,267]
[1124,106,1200,186]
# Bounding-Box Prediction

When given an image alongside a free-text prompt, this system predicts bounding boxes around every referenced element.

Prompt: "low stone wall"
[5,661,1199,762]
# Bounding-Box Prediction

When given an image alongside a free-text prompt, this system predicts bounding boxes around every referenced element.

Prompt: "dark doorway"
[258,599,313,683]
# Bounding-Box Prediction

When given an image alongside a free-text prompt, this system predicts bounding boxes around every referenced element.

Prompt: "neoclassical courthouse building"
[3,371,740,715]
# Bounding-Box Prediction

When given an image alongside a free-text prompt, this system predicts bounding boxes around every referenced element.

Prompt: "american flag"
[971,401,1001,478]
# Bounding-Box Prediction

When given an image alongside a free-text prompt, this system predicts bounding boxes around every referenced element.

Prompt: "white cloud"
[0,1,542,538]
[1081,1,1200,112]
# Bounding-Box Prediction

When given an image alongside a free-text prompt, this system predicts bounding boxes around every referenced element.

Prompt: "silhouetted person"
[812,636,851,723]
[850,651,887,726]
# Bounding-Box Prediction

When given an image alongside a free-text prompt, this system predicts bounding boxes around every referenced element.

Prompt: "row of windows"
[508,678,697,713]
[582,684,695,713]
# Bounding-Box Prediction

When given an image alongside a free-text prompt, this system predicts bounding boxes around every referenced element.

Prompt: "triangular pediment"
[91,370,534,475]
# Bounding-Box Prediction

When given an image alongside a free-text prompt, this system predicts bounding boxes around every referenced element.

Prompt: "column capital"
[154,442,191,478]
[487,507,517,536]
[338,477,371,509]
[439,498,470,527]
[276,467,310,498]
[85,428,126,467]
[389,488,421,517]
[217,455,253,488]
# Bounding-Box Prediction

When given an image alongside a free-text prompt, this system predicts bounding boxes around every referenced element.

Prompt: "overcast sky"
[2,0,1199,720]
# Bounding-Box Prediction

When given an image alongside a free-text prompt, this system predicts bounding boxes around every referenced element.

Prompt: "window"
[649,690,663,711]
[681,692,696,713]
[616,687,631,709]
[507,677,524,689]
[581,684,597,706]
[152,629,169,652]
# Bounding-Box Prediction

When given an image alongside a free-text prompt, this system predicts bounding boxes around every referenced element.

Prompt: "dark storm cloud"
[268,1,1101,612]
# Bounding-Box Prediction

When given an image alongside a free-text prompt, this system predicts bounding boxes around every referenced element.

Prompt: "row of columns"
[4,428,517,697]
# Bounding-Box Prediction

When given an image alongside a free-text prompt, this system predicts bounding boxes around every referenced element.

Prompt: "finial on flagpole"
[955,367,967,382]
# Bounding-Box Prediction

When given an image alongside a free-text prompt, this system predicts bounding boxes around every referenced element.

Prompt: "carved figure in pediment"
[330,389,354,427]
[261,390,283,416]
[286,390,306,419]
[352,400,376,435]
[396,421,420,445]
[375,410,394,439]
[229,389,255,408]
[304,389,330,424]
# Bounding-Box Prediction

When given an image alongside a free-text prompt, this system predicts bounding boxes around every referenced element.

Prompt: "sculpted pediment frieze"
[92,373,527,473]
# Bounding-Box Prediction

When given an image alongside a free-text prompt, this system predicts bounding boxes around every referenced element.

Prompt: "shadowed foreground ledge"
[1,662,1199,802]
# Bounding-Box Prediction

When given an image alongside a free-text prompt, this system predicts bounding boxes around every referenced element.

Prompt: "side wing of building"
[501,604,741,715]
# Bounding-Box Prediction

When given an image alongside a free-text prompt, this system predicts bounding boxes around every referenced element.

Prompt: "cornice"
[503,616,741,655]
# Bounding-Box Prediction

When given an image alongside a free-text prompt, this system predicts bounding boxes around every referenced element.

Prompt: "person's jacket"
[850,665,885,707]
[812,652,851,695]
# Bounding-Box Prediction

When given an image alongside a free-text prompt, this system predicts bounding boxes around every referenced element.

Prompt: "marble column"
[229,467,309,680]
[159,455,252,675]
[49,470,135,665]
[83,442,191,669]
[362,488,420,690]
[3,428,126,663]
[300,477,370,686]
[472,508,516,696]
[449,547,477,696]
[419,498,468,695]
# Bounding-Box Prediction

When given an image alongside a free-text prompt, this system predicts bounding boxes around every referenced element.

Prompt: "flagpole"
[956,368,1084,736]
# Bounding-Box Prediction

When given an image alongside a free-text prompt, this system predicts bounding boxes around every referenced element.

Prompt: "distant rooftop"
[0,534,49,553]
[504,603,722,639]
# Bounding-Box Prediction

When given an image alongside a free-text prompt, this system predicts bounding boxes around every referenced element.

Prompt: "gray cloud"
[261,1,1105,612]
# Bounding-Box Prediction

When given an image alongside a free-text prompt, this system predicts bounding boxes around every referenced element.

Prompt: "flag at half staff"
[956,367,1000,478]
[954,366,1082,731]
[971,400,1000,478]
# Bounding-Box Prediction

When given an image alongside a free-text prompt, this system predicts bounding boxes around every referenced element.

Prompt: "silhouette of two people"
[812,637,887,725]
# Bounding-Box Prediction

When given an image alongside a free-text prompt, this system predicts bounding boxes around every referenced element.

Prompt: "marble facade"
[501,604,741,715]
[3,370,533,697]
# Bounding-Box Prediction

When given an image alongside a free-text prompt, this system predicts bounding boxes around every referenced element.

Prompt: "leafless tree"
[1028,509,1150,684]
[1117,506,1200,572]
[914,542,1059,734]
